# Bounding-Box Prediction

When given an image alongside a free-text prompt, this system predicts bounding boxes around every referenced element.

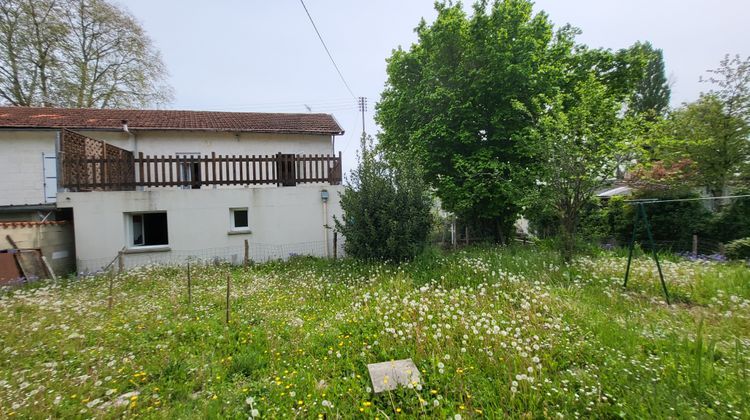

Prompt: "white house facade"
[0,107,345,274]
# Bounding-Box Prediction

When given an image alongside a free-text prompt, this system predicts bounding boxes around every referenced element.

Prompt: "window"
[129,212,169,246]
[177,153,202,189]
[230,208,250,232]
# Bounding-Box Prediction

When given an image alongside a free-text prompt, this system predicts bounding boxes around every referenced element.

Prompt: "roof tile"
[0,107,344,135]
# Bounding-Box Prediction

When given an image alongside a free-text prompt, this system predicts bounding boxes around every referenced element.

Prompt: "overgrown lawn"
[1,246,748,418]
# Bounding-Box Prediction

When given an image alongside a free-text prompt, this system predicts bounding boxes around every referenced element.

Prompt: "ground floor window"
[230,208,249,232]
[129,212,169,246]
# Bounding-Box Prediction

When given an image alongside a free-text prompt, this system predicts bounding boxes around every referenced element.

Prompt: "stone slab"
[367,358,421,393]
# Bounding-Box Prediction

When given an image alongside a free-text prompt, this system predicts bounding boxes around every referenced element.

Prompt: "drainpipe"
[321,189,330,257]
[123,120,141,191]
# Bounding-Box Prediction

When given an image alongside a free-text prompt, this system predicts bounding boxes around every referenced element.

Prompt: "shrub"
[607,190,711,252]
[725,237,750,260]
[707,192,750,243]
[335,137,432,262]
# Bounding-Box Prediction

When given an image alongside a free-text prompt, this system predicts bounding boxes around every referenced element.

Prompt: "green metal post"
[639,203,670,305]
[623,204,640,288]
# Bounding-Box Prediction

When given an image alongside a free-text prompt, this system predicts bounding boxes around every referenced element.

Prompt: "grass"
[0,245,748,418]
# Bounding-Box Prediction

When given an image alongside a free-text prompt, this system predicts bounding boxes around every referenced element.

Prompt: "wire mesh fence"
[77,239,347,276]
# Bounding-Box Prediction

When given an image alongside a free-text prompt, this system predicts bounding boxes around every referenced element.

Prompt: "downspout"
[321,190,330,258]
[123,120,140,191]
[55,130,63,193]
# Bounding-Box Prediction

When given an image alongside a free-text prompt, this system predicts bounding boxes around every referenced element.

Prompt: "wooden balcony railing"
[61,152,343,191]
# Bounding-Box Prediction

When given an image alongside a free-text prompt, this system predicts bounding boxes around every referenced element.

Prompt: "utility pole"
[357,96,367,137]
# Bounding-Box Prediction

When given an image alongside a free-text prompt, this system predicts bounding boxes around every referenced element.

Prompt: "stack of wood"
[0,235,56,286]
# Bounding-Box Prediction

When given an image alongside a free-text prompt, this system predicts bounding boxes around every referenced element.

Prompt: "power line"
[299,0,356,98]
[625,194,750,205]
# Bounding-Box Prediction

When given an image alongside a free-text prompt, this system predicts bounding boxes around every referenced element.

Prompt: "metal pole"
[623,206,640,288]
[225,273,231,324]
[187,262,192,307]
[333,231,338,261]
[639,204,670,305]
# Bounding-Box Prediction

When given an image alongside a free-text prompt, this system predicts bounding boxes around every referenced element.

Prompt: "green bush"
[708,192,750,243]
[335,137,433,262]
[607,190,712,252]
[726,237,750,260]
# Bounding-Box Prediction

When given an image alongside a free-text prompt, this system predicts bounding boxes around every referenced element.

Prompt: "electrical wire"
[625,194,750,205]
[299,0,356,98]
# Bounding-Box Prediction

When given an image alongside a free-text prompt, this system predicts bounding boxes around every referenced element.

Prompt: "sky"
[123,0,750,173]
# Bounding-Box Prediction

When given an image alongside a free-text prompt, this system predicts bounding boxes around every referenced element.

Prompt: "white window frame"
[229,207,251,234]
[126,211,170,249]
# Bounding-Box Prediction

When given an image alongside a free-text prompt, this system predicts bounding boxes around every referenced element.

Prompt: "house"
[0,106,345,274]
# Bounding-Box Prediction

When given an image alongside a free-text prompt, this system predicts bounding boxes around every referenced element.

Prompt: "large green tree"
[376,0,652,242]
[376,0,569,242]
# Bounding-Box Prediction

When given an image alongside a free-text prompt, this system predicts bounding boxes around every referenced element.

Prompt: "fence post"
[118,251,124,274]
[692,234,698,257]
[465,226,469,246]
[244,239,249,266]
[225,273,231,325]
[451,218,457,251]
[333,231,338,261]
[187,262,192,308]
[108,272,114,310]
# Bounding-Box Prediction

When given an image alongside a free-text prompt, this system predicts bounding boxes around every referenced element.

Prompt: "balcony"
[60,151,343,191]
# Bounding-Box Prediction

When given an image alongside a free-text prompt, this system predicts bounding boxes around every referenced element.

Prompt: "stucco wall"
[58,185,343,272]
[0,221,76,275]
[0,128,335,207]
[75,130,334,157]
[0,130,57,206]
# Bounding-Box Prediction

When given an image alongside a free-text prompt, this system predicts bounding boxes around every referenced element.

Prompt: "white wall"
[0,128,335,207]
[58,185,344,272]
[0,130,57,206]
[75,130,334,157]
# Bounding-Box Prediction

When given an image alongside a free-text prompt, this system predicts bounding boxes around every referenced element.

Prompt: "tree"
[0,0,172,108]
[629,42,671,118]
[702,54,750,123]
[528,75,624,261]
[376,0,654,243]
[670,95,748,198]
[376,0,568,242]
[335,136,433,262]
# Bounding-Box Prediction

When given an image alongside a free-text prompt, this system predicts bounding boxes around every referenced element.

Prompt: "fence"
[60,129,134,190]
[78,238,347,276]
[62,151,343,191]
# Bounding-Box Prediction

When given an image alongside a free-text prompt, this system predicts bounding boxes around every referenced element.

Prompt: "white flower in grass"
[250,408,260,417]
[454,414,462,420]
[245,396,255,405]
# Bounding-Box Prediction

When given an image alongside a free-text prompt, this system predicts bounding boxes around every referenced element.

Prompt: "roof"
[0,220,68,229]
[596,186,632,198]
[0,106,344,135]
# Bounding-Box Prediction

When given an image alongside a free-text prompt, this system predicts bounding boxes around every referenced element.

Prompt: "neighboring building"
[0,107,345,273]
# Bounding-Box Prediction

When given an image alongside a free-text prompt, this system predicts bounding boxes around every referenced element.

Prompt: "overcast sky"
[124,0,750,171]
